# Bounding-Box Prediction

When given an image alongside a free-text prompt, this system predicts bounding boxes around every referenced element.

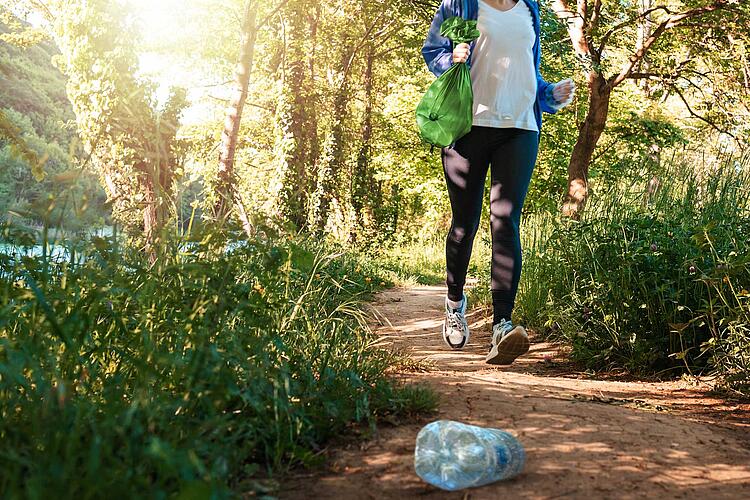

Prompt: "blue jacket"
[421,0,560,134]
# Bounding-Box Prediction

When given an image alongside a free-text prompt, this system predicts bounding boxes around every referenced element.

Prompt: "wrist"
[545,84,556,103]
[547,81,574,109]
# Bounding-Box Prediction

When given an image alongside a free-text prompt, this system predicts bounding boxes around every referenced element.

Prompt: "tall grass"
[512,152,750,389]
[367,233,448,286]
[0,226,436,497]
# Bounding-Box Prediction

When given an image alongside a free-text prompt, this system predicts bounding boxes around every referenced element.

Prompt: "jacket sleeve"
[537,74,560,115]
[540,76,575,113]
[421,1,453,78]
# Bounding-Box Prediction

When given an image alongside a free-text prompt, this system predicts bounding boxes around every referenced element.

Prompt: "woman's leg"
[441,127,493,302]
[488,129,539,324]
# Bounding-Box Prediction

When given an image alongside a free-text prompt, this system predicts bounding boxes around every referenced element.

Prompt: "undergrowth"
[512,153,750,391]
[0,226,436,497]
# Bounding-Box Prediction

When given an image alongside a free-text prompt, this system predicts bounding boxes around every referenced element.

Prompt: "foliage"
[0,20,107,229]
[9,0,748,243]
[43,0,188,244]
[365,232,448,286]
[0,3,46,47]
[512,151,750,388]
[0,228,436,497]
[0,108,46,181]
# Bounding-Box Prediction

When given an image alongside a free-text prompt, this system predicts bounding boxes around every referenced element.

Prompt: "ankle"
[447,285,464,303]
[447,295,464,310]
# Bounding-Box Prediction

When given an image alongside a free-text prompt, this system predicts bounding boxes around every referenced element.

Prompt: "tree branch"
[590,0,602,32]
[550,0,593,59]
[27,0,54,23]
[670,84,735,139]
[258,0,289,28]
[597,5,672,55]
[343,9,390,79]
[608,1,730,89]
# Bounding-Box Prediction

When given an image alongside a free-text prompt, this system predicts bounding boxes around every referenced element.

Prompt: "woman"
[422,0,574,364]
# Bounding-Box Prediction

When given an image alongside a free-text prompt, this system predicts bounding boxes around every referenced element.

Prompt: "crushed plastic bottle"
[414,420,525,491]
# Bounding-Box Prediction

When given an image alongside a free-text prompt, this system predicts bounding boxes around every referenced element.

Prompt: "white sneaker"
[443,293,470,349]
[485,318,529,365]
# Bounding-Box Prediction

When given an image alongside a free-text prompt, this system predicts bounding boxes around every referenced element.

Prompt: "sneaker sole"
[442,322,470,349]
[485,327,530,365]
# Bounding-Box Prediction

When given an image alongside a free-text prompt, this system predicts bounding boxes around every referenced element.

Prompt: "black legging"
[441,126,539,325]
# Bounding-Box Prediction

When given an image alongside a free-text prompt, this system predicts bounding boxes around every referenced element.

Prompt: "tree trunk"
[275,0,314,230]
[214,1,257,235]
[391,183,400,234]
[351,44,375,243]
[561,73,611,219]
[305,4,321,190]
[550,0,602,219]
[310,51,349,235]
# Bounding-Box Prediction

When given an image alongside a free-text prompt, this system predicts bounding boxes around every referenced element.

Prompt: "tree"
[0,6,52,182]
[213,0,258,235]
[351,0,412,243]
[1,10,111,233]
[272,0,318,231]
[0,111,46,183]
[351,42,376,242]
[309,0,383,235]
[549,0,749,218]
[45,0,187,256]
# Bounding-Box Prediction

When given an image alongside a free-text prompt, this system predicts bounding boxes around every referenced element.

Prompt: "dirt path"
[283,285,750,499]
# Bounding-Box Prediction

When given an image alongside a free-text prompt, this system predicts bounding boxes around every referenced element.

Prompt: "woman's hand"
[453,43,470,64]
[552,78,575,105]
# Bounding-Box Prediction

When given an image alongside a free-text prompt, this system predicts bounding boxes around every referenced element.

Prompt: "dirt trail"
[283,285,750,499]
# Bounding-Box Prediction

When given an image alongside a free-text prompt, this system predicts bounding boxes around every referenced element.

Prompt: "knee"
[491,214,520,242]
[448,221,480,246]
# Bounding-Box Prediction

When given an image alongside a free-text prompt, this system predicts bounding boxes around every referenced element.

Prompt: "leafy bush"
[0,229,435,497]
[514,153,750,389]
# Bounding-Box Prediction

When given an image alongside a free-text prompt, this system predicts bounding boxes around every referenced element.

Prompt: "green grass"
[0,226,437,497]
[364,234,448,286]
[510,153,750,389]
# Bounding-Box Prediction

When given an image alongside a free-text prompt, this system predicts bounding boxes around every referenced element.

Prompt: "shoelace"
[495,319,513,336]
[446,309,464,331]
[488,319,514,350]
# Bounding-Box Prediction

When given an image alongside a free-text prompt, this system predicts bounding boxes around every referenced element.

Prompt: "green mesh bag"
[416,17,481,148]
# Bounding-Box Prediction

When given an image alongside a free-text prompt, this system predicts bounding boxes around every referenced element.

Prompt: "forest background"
[1,0,750,496]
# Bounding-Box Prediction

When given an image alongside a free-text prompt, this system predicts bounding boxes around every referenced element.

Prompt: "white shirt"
[470,0,538,132]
